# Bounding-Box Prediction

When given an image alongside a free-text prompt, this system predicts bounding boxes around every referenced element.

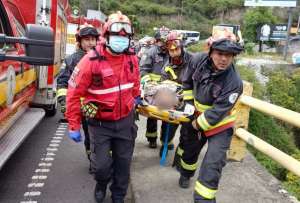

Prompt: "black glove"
[57,96,66,114]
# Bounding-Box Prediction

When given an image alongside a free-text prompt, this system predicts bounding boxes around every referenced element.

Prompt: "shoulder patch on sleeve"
[229,93,239,104]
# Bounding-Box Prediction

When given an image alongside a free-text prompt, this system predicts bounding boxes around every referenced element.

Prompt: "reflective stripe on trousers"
[194,128,233,202]
[194,180,217,200]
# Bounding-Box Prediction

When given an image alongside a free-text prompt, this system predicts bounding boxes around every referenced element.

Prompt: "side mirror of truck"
[0,24,54,65]
[25,24,54,65]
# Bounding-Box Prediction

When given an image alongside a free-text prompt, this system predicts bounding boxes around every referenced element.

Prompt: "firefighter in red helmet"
[66,11,140,203]
[159,31,196,158]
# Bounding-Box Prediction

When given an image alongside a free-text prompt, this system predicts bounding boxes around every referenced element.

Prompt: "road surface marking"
[22,124,67,203]
[49,143,59,147]
[51,139,61,143]
[41,157,54,161]
[53,136,63,139]
[35,169,50,173]
[55,133,64,136]
[28,183,45,188]
[38,163,52,167]
[32,175,47,180]
[46,147,58,151]
[24,191,41,197]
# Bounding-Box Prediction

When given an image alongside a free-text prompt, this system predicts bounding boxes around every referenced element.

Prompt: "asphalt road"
[0,112,131,203]
[0,111,298,203]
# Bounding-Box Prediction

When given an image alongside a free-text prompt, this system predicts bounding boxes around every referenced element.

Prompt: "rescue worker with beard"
[139,26,170,148]
[159,31,195,157]
[178,30,244,203]
[66,11,140,203]
[56,24,99,171]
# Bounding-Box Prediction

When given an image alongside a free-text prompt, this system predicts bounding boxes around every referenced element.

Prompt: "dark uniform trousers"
[81,117,90,152]
[145,118,157,142]
[178,121,233,202]
[160,122,178,145]
[88,111,137,201]
[146,119,178,146]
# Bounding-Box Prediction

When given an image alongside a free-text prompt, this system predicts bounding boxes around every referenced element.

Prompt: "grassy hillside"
[71,0,300,40]
[71,0,244,38]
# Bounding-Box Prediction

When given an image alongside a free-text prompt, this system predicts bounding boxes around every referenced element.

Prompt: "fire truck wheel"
[45,103,57,117]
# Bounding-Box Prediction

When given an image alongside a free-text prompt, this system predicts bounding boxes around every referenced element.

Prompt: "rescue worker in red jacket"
[66,11,140,203]
[178,31,244,203]
[57,24,99,171]
[139,26,170,148]
[160,31,195,157]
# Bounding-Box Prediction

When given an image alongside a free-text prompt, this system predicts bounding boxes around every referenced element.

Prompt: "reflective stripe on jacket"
[194,100,236,136]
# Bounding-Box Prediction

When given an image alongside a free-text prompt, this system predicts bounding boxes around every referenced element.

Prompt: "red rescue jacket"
[66,45,141,131]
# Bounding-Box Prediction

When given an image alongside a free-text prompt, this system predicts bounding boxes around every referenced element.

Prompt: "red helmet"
[166,31,183,50]
[75,24,99,42]
[102,11,133,37]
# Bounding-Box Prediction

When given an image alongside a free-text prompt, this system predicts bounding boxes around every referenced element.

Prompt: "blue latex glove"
[135,96,143,105]
[68,130,82,143]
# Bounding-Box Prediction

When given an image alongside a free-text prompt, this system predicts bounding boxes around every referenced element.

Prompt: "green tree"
[243,7,278,42]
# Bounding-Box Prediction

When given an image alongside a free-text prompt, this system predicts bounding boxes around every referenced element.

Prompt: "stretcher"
[136,80,195,124]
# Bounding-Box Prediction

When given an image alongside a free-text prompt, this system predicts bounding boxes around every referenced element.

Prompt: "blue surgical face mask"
[108,35,130,53]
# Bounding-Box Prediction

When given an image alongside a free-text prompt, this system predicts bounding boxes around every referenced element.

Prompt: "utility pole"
[297,14,300,34]
[180,0,183,29]
[98,0,101,11]
[283,7,293,60]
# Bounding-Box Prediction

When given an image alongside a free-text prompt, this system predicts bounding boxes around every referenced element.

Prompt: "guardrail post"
[227,81,253,161]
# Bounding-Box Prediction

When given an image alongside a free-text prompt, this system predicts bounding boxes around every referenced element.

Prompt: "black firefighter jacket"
[182,53,243,136]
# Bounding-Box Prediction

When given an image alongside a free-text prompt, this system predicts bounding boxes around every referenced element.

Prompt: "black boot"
[94,183,106,203]
[179,175,190,189]
[148,140,157,148]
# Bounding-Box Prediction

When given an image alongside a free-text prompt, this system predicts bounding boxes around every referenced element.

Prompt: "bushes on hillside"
[237,64,299,200]
[283,152,300,200]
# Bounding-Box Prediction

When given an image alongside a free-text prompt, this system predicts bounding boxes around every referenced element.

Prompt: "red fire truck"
[0,0,69,169]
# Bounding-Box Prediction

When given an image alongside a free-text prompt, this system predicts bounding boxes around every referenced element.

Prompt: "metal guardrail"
[240,95,300,128]
[236,128,300,177]
[236,95,300,177]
